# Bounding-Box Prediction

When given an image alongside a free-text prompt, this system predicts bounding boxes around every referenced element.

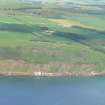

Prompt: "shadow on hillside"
[0,23,32,33]
[53,26,105,42]
[53,31,86,42]
[53,28,105,54]
[0,22,49,34]
[73,26,105,35]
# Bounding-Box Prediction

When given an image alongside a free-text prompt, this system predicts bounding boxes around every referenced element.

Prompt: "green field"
[0,0,105,75]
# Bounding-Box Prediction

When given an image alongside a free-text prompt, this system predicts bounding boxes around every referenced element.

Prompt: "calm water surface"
[0,76,105,105]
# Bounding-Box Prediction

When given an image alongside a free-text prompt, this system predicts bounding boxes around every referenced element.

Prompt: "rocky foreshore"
[0,71,104,77]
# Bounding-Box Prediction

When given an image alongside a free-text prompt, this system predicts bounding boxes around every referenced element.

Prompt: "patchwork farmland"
[0,0,105,76]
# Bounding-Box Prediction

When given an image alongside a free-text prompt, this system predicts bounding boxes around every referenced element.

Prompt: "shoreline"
[0,71,104,77]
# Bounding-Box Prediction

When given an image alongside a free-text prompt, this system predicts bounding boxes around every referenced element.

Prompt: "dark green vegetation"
[0,0,105,75]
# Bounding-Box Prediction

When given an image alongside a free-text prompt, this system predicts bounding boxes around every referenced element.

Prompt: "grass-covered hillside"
[0,0,105,75]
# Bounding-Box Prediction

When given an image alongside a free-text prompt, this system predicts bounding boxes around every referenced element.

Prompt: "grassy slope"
[0,0,105,74]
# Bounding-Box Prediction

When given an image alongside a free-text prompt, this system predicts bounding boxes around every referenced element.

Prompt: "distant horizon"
[24,0,105,4]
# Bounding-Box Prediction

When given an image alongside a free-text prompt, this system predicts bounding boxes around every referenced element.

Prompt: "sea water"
[0,76,105,105]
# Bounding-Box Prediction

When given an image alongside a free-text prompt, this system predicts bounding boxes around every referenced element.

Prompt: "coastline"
[0,71,104,77]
